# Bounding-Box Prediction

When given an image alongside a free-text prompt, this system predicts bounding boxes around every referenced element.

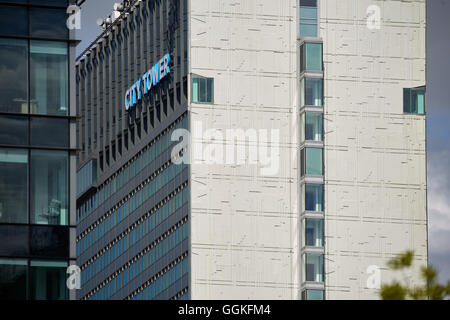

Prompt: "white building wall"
[188,0,299,299]
[320,0,427,299]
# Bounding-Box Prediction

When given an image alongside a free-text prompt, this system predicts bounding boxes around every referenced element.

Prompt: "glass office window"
[306,147,323,175]
[404,88,425,115]
[301,78,323,107]
[31,150,68,226]
[0,38,28,113]
[301,42,322,72]
[192,76,214,103]
[0,259,27,300]
[30,117,69,148]
[30,261,68,300]
[29,8,68,39]
[301,112,323,142]
[303,218,324,247]
[0,115,28,146]
[302,184,324,212]
[303,253,324,282]
[299,0,318,38]
[30,41,68,116]
[0,148,28,224]
[0,5,27,37]
[306,289,324,300]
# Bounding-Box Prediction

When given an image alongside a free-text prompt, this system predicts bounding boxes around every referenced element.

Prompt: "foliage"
[380,250,450,300]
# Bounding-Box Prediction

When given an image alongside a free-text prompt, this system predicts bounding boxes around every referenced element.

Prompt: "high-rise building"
[75,0,427,300]
[0,0,78,300]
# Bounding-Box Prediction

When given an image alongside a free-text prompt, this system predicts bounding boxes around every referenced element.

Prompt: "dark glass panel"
[29,8,68,39]
[30,117,69,148]
[30,260,68,300]
[0,5,27,37]
[30,225,69,258]
[0,38,28,113]
[29,0,68,6]
[0,225,28,256]
[0,259,28,300]
[0,115,28,146]
[0,148,28,223]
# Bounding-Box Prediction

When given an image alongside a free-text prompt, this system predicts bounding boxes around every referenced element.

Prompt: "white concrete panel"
[189,0,299,300]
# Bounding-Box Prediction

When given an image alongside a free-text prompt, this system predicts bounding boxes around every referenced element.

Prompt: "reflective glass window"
[301,42,322,71]
[404,87,425,115]
[29,8,68,39]
[0,5,27,37]
[30,150,68,225]
[0,259,28,300]
[303,218,324,247]
[302,78,323,107]
[192,76,214,103]
[300,1,318,38]
[306,147,323,175]
[30,41,68,115]
[302,112,323,142]
[306,289,324,300]
[0,148,28,224]
[303,252,324,282]
[302,183,324,212]
[30,260,68,300]
[0,38,28,113]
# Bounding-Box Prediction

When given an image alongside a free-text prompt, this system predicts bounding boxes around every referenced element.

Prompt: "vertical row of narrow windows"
[299,0,325,301]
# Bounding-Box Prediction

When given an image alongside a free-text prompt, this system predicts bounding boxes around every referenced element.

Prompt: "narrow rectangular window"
[404,87,425,115]
[300,0,318,38]
[192,75,214,103]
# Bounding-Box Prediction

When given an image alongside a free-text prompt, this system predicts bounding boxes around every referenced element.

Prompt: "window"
[0,259,28,300]
[0,38,28,113]
[303,253,324,283]
[303,289,324,300]
[300,0,318,38]
[0,225,28,257]
[404,87,425,115]
[0,115,28,146]
[30,117,69,148]
[30,260,68,300]
[0,5,27,37]
[301,42,322,72]
[301,112,323,142]
[303,218,324,247]
[301,77,323,107]
[192,76,214,103]
[301,147,323,176]
[0,148,28,224]
[302,184,324,212]
[30,41,68,115]
[29,8,68,39]
[30,226,69,258]
[30,150,68,226]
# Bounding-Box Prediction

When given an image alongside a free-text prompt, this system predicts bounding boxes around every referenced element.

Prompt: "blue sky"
[76,0,450,283]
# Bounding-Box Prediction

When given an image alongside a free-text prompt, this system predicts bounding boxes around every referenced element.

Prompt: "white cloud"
[428,150,450,282]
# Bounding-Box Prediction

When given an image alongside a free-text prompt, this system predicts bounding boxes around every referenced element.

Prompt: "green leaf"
[381,282,408,300]
[387,250,414,270]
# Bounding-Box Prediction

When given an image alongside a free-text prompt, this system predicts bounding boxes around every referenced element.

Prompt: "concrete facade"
[188,0,299,300]
[321,0,427,299]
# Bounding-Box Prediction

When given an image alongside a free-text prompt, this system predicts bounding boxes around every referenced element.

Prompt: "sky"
[75,0,450,283]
